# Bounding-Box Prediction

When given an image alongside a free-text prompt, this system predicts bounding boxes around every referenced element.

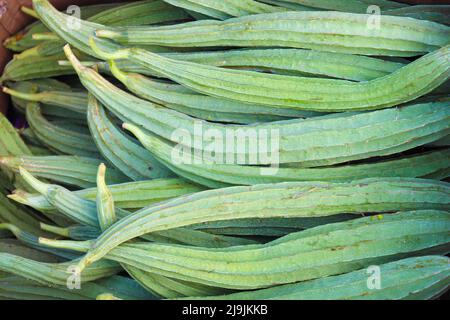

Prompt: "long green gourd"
[95,11,450,56]
[87,94,173,180]
[65,177,450,270]
[91,40,450,112]
[65,47,450,167]
[25,103,101,158]
[10,178,204,211]
[14,191,350,238]
[182,256,450,300]
[18,168,258,248]
[42,210,450,289]
[125,123,450,187]
[0,155,129,189]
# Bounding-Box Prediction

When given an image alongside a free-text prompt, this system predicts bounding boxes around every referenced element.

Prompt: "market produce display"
[0,0,449,300]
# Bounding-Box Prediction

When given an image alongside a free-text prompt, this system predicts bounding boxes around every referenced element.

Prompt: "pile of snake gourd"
[0,0,449,300]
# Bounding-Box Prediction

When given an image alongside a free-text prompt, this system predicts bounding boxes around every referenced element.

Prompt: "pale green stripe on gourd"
[182,256,450,300]
[72,178,450,269]
[91,41,450,112]
[10,178,204,212]
[0,155,129,189]
[87,94,173,180]
[96,11,450,56]
[125,123,450,187]
[25,102,101,158]
[65,48,450,166]
[45,210,450,289]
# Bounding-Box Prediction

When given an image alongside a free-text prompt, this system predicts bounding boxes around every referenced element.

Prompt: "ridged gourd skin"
[125,122,450,187]
[0,0,447,300]
[95,11,450,56]
[87,94,173,180]
[42,210,450,290]
[67,177,450,270]
[90,41,450,112]
[64,47,450,167]
[182,256,450,300]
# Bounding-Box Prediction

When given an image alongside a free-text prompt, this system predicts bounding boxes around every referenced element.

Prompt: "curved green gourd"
[91,42,450,112]
[181,256,450,300]
[95,11,450,56]
[64,48,450,166]
[125,123,450,187]
[42,210,450,289]
[67,177,450,270]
